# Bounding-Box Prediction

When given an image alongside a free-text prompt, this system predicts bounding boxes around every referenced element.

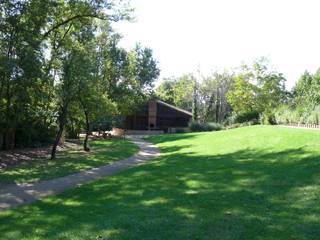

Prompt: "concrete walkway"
[0,137,160,211]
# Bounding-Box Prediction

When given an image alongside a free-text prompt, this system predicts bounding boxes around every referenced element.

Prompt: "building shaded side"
[156,102,191,130]
[124,100,192,131]
[124,104,148,130]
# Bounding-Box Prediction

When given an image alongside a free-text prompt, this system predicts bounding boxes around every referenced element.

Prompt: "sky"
[114,0,320,89]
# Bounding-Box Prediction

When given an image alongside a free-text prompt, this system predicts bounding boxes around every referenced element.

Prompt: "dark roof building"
[124,100,192,132]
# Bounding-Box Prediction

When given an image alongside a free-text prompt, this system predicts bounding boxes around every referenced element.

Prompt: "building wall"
[125,100,192,130]
[148,100,157,129]
[156,102,191,130]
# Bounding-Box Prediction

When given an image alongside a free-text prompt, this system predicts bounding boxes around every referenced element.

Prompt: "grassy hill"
[1,126,320,239]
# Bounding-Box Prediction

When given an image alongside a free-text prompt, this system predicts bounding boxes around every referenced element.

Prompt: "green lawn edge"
[0,139,139,184]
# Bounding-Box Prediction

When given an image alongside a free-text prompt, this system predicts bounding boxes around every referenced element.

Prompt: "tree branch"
[42,14,108,40]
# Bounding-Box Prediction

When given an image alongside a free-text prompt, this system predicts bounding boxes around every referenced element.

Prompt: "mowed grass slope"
[0,139,138,184]
[1,126,320,239]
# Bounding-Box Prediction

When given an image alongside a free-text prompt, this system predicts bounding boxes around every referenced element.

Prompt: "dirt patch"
[0,140,82,170]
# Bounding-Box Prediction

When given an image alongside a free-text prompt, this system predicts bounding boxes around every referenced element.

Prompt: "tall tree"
[227,58,286,116]
[155,74,194,112]
[49,0,132,159]
[227,75,257,113]
[200,71,234,122]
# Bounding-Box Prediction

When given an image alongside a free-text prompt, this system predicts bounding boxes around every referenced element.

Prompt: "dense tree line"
[156,58,290,124]
[156,57,318,127]
[0,0,159,158]
[275,70,320,125]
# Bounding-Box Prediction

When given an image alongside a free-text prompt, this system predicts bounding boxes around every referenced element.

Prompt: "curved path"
[0,137,160,211]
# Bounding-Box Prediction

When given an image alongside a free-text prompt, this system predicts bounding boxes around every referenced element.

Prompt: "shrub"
[274,105,320,125]
[274,105,292,124]
[175,128,189,133]
[260,111,277,125]
[189,121,223,132]
[226,121,257,130]
[15,122,56,148]
[234,111,260,124]
[306,106,320,125]
[206,122,223,131]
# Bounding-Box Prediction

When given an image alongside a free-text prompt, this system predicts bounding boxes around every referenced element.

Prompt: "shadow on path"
[0,137,160,210]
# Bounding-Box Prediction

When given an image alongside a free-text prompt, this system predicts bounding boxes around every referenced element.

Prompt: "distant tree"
[227,75,257,113]
[154,78,176,104]
[200,71,234,122]
[227,58,287,119]
[294,71,314,105]
[155,74,194,112]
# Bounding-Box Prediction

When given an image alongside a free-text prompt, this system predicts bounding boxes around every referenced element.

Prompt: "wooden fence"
[282,123,320,129]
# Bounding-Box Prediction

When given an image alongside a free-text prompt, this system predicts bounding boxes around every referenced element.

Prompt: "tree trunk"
[215,86,220,123]
[83,110,90,152]
[2,33,15,150]
[205,94,214,122]
[3,73,14,150]
[51,105,68,160]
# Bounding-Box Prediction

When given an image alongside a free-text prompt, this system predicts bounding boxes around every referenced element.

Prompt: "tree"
[227,75,257,113]
[155,74,194,113]
[0,0,133,152]
[154,78,176,104]
[200,71,234,122]
[227,58,287,118]
[0,0,58,150]
[49,0,132,159]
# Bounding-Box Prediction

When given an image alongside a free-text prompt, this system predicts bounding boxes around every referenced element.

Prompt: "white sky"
[114,0,320,89]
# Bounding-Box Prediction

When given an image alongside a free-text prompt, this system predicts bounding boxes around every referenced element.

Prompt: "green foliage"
[227,121,256,129]
[260,111,277,125]
[293,70,320,109]
[227,75,257,113]
[174,128,189,133]
[275,105,320,125]
[275,67,320,126]
[227,58,287,117]
[156,71,234,123]
[0,0,159,151]
[189,121,223,132]
[232,111,260,124]
[154,78,176,104]
[200,71,234,123]
[155,74,195,113]
[306,107,320,124]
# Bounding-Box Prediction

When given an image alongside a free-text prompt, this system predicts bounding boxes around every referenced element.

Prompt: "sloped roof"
[156,100,193,117]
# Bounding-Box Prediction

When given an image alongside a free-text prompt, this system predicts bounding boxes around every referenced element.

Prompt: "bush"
[234,111,260,124]
[189,121,223,132]
[15,121,56,148]
[175,128,189,133]
[226,121,257,130]
[274,105,320,125]
[306,106,320,125]
[274,105,292,124]
[260,111,277,125]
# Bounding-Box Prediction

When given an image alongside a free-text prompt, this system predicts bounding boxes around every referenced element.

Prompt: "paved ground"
[0,137,160,211]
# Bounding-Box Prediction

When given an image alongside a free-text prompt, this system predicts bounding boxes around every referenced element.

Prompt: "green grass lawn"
[1,125,320,239]
[0,139,138,184]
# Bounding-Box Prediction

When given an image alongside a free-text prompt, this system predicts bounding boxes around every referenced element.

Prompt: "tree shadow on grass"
[0,146,320,239]
[146,132,200,144]
[0,140,138,184]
